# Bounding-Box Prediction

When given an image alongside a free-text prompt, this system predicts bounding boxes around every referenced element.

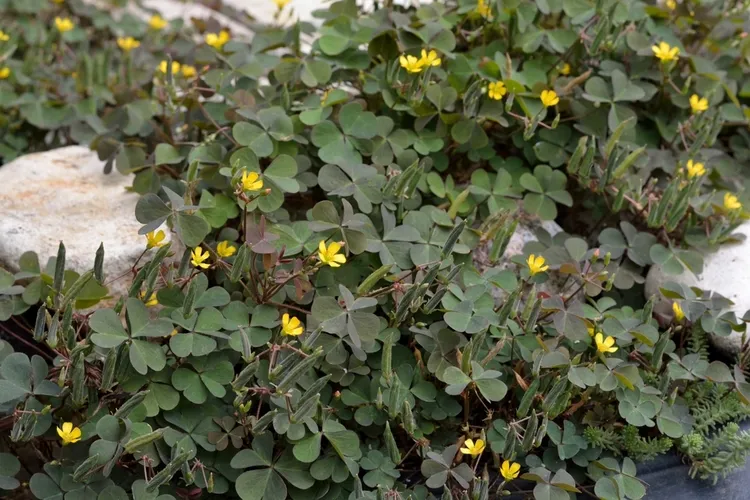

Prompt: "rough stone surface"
[645,221,750,354]
[0,146,176,302]
[474,217,566,306]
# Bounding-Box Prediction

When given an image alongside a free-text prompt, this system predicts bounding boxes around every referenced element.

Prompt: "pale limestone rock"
[0,146,176,302]
[645,221,750,354]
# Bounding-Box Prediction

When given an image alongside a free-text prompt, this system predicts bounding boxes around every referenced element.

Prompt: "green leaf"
[293,432,322,463]
[235,468,286,500]
[233,123,273,157]
[154,144,184,165]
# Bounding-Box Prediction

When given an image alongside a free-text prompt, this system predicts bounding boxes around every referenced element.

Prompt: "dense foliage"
[2,0,750,498]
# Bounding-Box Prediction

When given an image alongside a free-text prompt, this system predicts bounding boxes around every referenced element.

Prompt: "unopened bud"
[333,390,341,398]
[603,251,611,266]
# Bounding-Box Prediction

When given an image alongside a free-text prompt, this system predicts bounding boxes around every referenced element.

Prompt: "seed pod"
[504,93,515,113]
[357,264,393,296]
[61,302,73,336]
[420,263,441,289]
[376,387,384,410]
[114,390,150,418]
[128,266,149,298]
[33,306,47,342]
[517,378,540,418]
[381,338,393,383]
[231,360,259,391]
[145,449,191,492]
[301,326,322,352]
[490,219,518,263]
[252,409,278,434]
[94,243,105,282]
[522,414,538,452]
[590,13,610,54]
[299,374,331,407]
[291,394,319,423]
[207,472,215,493]
[542,377,568,414]
[177,248,192,278]
[567,136,588,175]
[611,185,626,212]
[182,461,194,485]
[535,417,548,447]
[72,454,100,482]
[524,298,542,335]
[521,285,536,323]
[114,343,131,382]
[441,488,454,500]
[448,188,471,219]
[498,287,521,326]
[182,279,198,318]
[612,146,645,180]
[388,377,403,419]
[402,400,416,436]
[100,348,118,392]
[503,426,517,461]
[354,477,365,497]
[652,330,670,370]
[53,242,66,307]
[269,353,302,382]
[423,287,447,314]
[230,244,249,283]
[641,295,655,322]
[384,421,401,464]
[275,348,323,395]
[579,137,597,179]
[71,353,87,406]
[394,284,419,325]
[442,220,466,257]
[236,326,252,361]
[124,429,165,453]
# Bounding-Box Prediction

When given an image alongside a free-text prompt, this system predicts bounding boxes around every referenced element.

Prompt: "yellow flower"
[419,49,441,68]
[145,230,166,249]
[282,313,304,336]
[689,94,708,114]
[117,37,140,52]
[149,14,168,30]
[158,60,181,75]
[665,0,676,9]
[399,54,423,74]
[672,301,685,321]
[181,65,197,78]
[217,241,237,258]
[527,254,549,276]
[318,240,347,268]
[273,0,291,9]
[52,0,64,3]
[487,81,507,100]
[0,30,9,42]
[540,90,559,107]
[685,160,705,179]
[0,67,9,80]
[140,290,158,307]
[205,30,230,50]
[652,41,679,62]
[460,438,486,457]
[595,333,618,354]
[500,460,521,481]
[559,63,571,75]
[55,17,74,33]
[191,247,211,269]
[56,422,82,445]
[724,192,742,211]
[241,171,264,191]
[587,324,596,337]
[170,328,179,337]
[476,0,492,18]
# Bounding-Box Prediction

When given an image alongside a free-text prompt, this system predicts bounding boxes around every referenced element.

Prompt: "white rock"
[0,146,176,303]
[645,221,750,354]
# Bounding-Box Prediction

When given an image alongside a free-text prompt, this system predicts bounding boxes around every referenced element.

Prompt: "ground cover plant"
[2,0,750,498]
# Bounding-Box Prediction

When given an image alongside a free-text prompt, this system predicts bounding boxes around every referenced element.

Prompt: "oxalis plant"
[2,0,750,498]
